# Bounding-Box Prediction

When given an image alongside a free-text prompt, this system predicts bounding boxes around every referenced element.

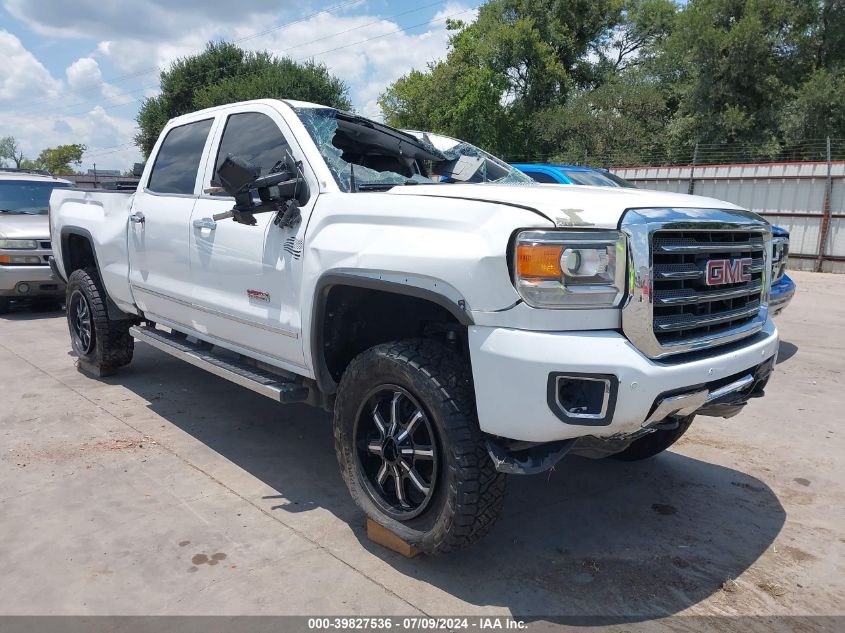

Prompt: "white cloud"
[236,3,477,118]
[0,1,478,171]
[91,2,476,120]
[0,105,140,171]
[0,30,63,102]
[0,35,139,171]
[66,57,103,92]
[3,0,280,40]
[65,56,132,104]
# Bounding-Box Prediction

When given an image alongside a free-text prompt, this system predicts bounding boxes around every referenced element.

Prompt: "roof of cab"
[166,98,327,126]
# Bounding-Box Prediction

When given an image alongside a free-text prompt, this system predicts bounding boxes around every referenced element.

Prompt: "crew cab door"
[128,118,215,322]
[188,106,315,372]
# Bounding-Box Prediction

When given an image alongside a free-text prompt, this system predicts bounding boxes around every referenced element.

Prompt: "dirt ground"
[0,269,843,629]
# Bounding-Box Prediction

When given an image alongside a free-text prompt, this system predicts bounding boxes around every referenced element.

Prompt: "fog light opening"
[557,376,609,418]
[546,373,618,426]
[16,282,31,294]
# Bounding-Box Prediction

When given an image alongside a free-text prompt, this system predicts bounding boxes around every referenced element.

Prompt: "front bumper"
[469,319,779,443]
[0,264,66,298]
[770,274,795,316]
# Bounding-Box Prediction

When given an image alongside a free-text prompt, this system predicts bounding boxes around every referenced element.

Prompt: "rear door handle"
[129,211,145,224]
[192,218,217,230]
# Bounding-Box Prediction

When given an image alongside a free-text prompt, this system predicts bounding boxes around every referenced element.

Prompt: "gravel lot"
[1,269,843,627]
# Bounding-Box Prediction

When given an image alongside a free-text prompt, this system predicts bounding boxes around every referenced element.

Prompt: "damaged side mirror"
[213,153,308,227]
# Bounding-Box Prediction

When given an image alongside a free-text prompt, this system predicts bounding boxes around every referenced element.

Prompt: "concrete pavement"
[0,270,843,623]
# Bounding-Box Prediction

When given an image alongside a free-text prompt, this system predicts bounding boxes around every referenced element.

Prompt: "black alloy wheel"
[69,289,94,355]
[354,385,438,520]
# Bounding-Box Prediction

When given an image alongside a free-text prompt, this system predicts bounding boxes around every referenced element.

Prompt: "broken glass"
[293,106,533,190]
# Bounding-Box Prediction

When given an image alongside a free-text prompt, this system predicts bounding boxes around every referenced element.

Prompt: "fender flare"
[310,271,474,393]
[59,226,134,321]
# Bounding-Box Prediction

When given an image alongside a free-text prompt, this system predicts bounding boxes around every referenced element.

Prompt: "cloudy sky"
[0,0,475,171]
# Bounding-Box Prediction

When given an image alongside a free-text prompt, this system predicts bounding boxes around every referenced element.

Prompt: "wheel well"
[63,232,97,274]
[319,285,467,389]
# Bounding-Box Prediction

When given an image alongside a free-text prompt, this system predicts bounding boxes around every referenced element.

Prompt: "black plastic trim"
[485,437,575,475]
[310,272,473,393]
[546,371,619,426]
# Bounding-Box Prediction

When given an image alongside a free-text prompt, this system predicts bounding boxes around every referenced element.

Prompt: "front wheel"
[334,339,507,555]
[66,268,134,373]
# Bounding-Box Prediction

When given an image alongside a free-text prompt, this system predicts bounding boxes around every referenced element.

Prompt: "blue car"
[769,226,795,316]
[513,163,795,315]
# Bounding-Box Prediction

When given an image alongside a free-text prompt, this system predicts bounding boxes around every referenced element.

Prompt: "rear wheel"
[334,339,507,555]
[609,416,694,461]
[66,269,134,373]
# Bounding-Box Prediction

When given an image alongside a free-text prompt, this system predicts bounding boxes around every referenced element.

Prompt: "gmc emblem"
[705,257,752,286]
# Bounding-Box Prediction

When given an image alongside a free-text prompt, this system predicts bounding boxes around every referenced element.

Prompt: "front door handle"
[129,211,145,224]
[192,218,217,230]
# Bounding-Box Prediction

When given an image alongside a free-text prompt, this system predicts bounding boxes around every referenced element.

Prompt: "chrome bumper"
[645,357,775,426]
[0,264,65,297]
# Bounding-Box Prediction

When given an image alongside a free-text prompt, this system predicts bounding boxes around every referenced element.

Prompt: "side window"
[215,112,291,180]
[147,119,213,195]
[526,170,559,184]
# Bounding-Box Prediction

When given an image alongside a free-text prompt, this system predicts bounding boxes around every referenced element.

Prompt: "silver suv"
[0,169,73,314]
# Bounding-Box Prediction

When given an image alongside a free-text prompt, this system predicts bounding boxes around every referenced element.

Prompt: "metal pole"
[815,137,833,272]
[687,143,698,195]
[93,163,98,188]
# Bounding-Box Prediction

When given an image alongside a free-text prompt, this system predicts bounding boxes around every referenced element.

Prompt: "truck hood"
[388,183,746,228]
[0,213,50,240]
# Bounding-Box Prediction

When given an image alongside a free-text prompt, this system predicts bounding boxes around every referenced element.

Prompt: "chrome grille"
[621,208,771,359]
[652,230,765,347]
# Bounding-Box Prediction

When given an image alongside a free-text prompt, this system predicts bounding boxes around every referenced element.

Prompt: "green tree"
[380,1,626,157]
[135,41,351,156]
[534,70,672,165]
[780,67,845,145]
[381,0,845,166]
[778,0,845,145]
[654,0,799,149]
[599,0,677,71]
[34,144,86,174]
[0,136,25,168]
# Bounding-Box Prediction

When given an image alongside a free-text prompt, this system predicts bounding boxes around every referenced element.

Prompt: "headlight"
[513,230,626,308]
[0,239,38,249]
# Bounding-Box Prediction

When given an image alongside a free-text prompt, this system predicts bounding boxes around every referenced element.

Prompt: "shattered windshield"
[405,130,533,186]
[293,106,532,191]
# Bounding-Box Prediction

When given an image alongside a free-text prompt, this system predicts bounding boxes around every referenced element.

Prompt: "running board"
[129,325,309,404]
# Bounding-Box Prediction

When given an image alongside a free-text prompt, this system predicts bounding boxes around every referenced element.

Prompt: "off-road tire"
[334,339,507,555]
[610,415,695,461]
[66,268,134,372]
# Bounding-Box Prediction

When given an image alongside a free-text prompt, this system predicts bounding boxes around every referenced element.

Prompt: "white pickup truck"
[50,99,779,554]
